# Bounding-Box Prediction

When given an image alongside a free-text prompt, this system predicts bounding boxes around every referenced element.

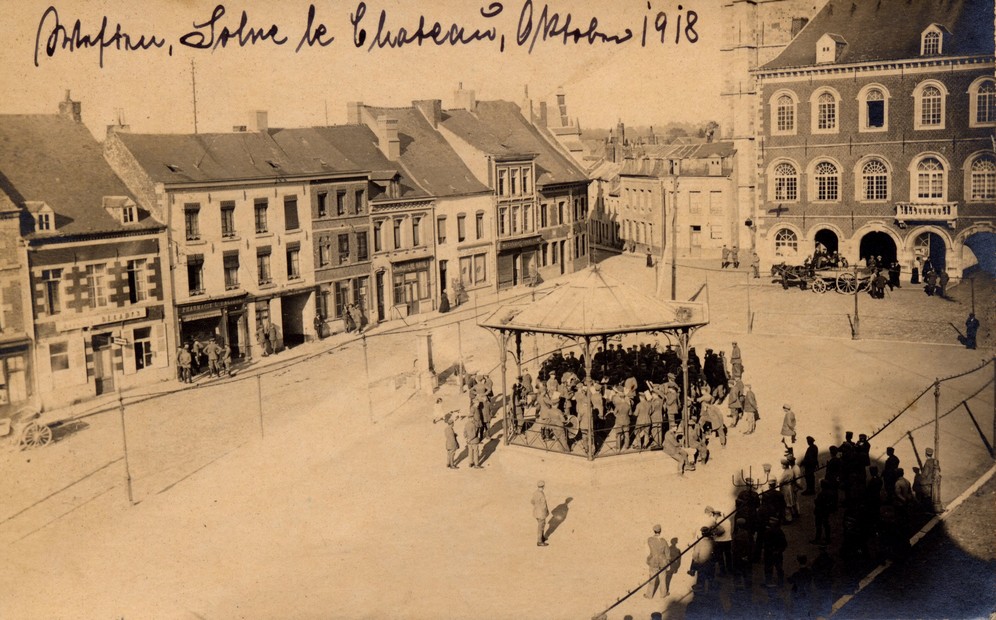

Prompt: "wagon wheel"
[811,278,828,294]
[19,422,53,450]
[836,272,857,294]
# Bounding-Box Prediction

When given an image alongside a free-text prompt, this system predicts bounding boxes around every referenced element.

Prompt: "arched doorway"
[859,231,896,265]
[913,232,947,272]
[814,229,839,255]
[962,231,996,277]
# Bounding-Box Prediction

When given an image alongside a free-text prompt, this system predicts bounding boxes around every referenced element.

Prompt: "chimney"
[58,90,82,123]
[538,102,548,128]
[413,99,442,129]
[250,110,268,133]
[376,116,401,160]
[347,101,363,125]
[106,108,130,138]
[453,82,476,111]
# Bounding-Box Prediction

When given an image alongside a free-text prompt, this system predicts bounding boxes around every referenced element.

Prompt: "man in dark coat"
[801,436,820,495]
[962,312,980,349]
[762,517,787,587]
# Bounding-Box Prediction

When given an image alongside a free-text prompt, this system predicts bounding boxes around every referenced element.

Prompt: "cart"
[0,410,79,450]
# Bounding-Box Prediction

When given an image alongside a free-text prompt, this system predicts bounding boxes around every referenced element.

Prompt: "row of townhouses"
[0,87,590,414]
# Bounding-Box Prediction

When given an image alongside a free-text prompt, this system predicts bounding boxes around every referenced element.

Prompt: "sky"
[2,0,729,139]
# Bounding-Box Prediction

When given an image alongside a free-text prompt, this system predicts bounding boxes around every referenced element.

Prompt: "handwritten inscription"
[34,6,169,68]
[32,1,701,67]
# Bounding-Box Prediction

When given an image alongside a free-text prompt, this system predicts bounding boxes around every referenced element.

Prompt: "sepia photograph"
[0,0,994,618]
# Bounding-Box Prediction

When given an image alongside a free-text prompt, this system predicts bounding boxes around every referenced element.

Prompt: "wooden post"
[584,336,594,461]
[117,390,134,505]
[852,264,860,340]
[680,330,690,449]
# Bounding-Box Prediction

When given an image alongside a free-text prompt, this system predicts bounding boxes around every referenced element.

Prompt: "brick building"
[754,0,995,276]
[0,96,173,410]
[0,193,34,415]
[436,88,591,287]
[349,101,493,315]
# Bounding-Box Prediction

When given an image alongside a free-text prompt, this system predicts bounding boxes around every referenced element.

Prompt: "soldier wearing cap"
[444,416,459,469]
[533,480,550,546]
[742,384,758,434]
[781,404,797,446]
[645,524,668,598]
[920,447,941,513]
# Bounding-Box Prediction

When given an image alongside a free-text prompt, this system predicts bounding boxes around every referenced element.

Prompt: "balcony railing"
[895,202,958,228]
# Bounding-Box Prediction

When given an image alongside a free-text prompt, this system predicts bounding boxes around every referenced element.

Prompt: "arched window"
[773,162,799,201]
[922,31,939,55]
[775,94,795,134]
[865,89,885,128]
[970,155,996,201]
[915,157,945,201]
[971,78,996,126]
[861,159,889,201]
[813,161,839,201]
[918,85,943,128]
[816,92,837,131]
[774,228,798,257]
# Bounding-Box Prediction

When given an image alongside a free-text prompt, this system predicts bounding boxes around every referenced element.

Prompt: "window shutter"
[153,323,168,368]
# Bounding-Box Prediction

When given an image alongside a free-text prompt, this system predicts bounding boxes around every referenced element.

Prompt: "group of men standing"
[176,338,232,383]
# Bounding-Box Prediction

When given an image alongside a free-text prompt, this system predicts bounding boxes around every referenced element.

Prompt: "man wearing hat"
[781,404,797,446]
[727,377,744,427]
[762,516,787,587]
[532,480,550,546]
[463,413,482,469]
[742,384,758,434]
[444,416,459,469]
[780,458,801,522]
[920,447,941,513]
[730,342,743,379]
[645,524,668,598]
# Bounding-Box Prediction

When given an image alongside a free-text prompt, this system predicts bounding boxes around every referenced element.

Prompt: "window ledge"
[222,234,240,242]
[914,125,946,131]
[256,231,273,238]
[258,282,276,289]
[186,238,207,246]
[189,289,206,296]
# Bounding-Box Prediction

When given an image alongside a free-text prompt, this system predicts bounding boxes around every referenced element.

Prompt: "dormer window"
[816,33,846,64]
[26,201,55,233]
[920,25,946,56]
[36,212,52,231]
[121,205,137,224]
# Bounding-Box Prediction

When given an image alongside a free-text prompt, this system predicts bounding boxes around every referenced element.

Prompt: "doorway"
[859,231,897,266]
[814,229,839,255]
[376,272,385,322]
[91,334,114,395]
[914,232,947,272]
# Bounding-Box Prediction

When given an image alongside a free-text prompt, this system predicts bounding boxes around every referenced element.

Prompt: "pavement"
[0,255,992,619]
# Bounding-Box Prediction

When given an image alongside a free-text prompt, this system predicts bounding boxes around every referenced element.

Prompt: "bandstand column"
[680,329,690,449]
[583,336,594,461]
[500,329,510,446]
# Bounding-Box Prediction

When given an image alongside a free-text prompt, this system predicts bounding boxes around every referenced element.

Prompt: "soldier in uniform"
[645,524,668,598]
[533,481,550,546]
[444,417,459,469]
[742,384,758,434]
[920,447,941,513]
[464,414,482,469]
[634,390,653,449]
[727,378,745,427]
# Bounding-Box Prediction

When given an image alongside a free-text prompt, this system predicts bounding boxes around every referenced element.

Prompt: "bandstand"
[478,267,709,461]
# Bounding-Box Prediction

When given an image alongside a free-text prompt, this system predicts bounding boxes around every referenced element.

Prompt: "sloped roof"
[0,115,159,236]
[762,0,994,70]
[272,125,428,199]
[117,125,428,199]
[478,267,709,337]
[362,106,489,197]
[440,100,589,187]
[642,141,736,160]
[116,130,307,184]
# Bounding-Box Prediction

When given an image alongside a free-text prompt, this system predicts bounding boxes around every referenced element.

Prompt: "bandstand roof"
[478,267,709,337]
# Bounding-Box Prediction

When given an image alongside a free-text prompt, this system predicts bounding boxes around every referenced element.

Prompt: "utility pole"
[191,59,199,134]
[670,176,679,301]
[852,264,860,339]
[112,326,134,505]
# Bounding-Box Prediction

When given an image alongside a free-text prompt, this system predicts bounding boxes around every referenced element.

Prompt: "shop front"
[390,257,433,317]
[177,293,249,360]
[497,235,542,289]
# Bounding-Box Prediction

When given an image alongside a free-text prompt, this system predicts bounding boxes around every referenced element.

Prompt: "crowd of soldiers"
[681,430,941,614]
[505,341,757,468]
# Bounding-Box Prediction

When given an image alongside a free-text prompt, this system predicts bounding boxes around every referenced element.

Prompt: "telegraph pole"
[670,177,679,301]
[191,59,199,134]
